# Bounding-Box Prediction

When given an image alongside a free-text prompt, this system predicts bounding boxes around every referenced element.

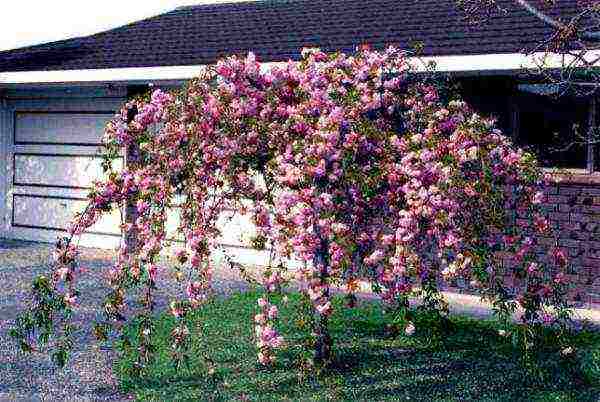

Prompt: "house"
[0,0,598,304]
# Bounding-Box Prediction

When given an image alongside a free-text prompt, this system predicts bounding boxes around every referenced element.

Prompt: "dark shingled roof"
[0,0,583,72]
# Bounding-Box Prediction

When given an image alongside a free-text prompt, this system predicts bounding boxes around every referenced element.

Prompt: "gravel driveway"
[0,239,250,402]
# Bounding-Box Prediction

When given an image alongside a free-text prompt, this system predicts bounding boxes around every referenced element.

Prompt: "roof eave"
[0,51,595,87]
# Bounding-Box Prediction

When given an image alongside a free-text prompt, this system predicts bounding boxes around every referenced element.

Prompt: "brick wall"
[542,174,600,307]
[445,174,600,309]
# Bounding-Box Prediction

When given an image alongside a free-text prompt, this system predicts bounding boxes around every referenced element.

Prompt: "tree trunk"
[312,234,332,365]
[124,141,139,253]
[124,87,144,254]
[314,309,332,364]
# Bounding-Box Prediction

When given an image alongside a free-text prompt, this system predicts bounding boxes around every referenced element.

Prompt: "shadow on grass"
[332,345,590,401]
[126,345,594,401]
[115,291,600,401]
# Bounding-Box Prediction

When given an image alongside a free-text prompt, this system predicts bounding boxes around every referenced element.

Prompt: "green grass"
[114,291,600,401]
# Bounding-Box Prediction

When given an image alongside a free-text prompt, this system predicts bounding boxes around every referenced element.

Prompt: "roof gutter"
[0,51,596,86]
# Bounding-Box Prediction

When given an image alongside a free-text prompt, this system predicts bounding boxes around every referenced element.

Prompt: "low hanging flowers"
[255,297,284,365]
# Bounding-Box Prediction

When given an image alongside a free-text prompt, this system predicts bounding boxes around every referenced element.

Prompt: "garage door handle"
[60,202,67,207]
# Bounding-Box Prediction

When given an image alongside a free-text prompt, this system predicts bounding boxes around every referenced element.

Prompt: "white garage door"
[0,91,278,266]
[1,95,126,249]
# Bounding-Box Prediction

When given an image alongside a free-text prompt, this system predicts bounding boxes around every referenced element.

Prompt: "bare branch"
[519,0,600,41]
[515,0,563,29]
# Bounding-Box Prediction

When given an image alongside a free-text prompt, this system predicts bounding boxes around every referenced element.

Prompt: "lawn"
[114,291,600,401]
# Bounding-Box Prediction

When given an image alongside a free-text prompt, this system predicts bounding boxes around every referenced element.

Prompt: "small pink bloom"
[532,191,544,204]
[405,322,416,336]
[315,301,331,316]
[257,351,271,365]
[527,262,538,274]
[64,293,77,307]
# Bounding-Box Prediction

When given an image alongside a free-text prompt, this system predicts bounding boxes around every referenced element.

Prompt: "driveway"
[0,239,249,401]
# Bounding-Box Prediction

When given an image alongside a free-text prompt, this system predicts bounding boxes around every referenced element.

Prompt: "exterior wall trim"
[0,93,11,237]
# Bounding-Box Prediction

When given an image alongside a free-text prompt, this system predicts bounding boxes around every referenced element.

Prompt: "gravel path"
[0,239,251,402]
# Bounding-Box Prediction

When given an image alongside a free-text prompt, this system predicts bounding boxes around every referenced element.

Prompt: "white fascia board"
[1,51,598,86]
[415,50,600,72]
[0,63,286,86]
[0,65,207,85]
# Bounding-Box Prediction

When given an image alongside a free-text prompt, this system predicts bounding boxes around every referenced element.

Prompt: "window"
[514,89,593,171]
[456,78,599,173]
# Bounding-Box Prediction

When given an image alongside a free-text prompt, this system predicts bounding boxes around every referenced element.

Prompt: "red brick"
[550,212,570,221]
[541,203,557,212]
[537,237,555,246]
[582,205,600,214]
[547,195,568,203]
[569,213,585,222]
[558,204,571,213]
[582,187,600,196]
[500,182,600,304]
[559,186,583,195]
[582,257,600,266]
[572,231,591,241]
[560,221,581,230]
[589,249,600,259]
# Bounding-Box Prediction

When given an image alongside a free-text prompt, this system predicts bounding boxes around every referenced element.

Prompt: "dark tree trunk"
[124,141,139,252]
[312,232,332,366]
[124,88,143,254]
[314,310,332,364]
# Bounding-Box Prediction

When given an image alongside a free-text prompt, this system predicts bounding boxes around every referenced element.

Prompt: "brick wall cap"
[544,169,600,185]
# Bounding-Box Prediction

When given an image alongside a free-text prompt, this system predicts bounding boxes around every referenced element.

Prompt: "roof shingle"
[0,0,584,72]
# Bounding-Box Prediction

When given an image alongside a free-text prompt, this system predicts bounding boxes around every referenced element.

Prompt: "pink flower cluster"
[254,297,284,365]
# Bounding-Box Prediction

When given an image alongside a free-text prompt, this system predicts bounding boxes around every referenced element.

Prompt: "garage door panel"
[14,154,123,189]
[15,112,113,145]
[164,208,256,248]
[217,212,257,248]
[9,98,123,113]
[4,94,127,247]
[165,207,184,241]
[14,144,118,157]
[12,194,121,235]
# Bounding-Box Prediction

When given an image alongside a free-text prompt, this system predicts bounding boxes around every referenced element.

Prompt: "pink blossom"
[404,322,416,336]
[254,313,266,324]
[316,301,332,316]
